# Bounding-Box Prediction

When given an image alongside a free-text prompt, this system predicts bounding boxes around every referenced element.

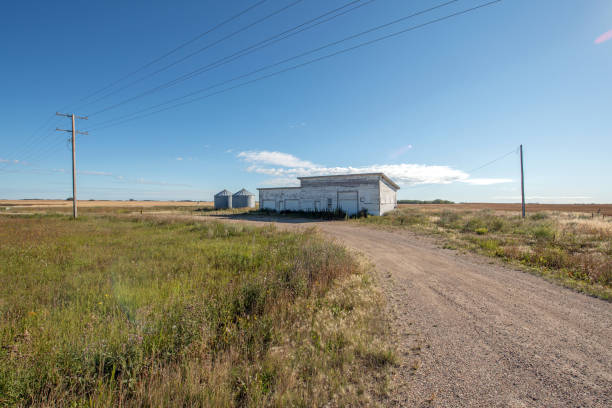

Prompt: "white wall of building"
[258,174,399,216]
[379,178,398,215]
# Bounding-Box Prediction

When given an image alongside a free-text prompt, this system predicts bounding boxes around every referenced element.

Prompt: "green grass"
[353,208,612,300]
[0,214,393,406]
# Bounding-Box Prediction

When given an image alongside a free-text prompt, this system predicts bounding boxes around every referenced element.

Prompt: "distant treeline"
[398,199,455,204]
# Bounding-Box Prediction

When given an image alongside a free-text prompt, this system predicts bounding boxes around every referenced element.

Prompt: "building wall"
[379,178,398,215]
[259,188,301,212]
[300,174,384,215]
[258,174,396,216]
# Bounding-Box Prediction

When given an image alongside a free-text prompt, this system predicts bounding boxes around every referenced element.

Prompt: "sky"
[1,0,611,203]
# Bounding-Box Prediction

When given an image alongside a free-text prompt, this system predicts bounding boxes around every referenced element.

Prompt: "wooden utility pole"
[56,112,88,219]
[520,144,525,218]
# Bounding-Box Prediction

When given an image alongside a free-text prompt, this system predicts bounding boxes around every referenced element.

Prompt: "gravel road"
[312,222,612,407]
[175,215,612,406]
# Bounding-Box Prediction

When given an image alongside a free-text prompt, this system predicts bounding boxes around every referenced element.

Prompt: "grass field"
[0,214,393,407]
[399,203,612,217]
[355,206,612,300]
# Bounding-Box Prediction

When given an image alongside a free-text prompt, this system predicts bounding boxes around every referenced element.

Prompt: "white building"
[257,173,399,216]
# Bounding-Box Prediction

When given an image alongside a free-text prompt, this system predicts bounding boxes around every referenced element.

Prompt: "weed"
[475,227,488,235]
[0,215,392,406]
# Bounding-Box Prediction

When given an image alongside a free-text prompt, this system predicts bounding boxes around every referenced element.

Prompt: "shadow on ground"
[210,213,335,225]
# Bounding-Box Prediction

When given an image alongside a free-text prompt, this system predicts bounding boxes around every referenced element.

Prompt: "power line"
[0,125,65,174]
[89,0,458,117]
[89,0,502,130]
[0,115,61,171]
[2,1,270,169]
[69,0,269,108]
[88,0,465,121]
[84,0,371,110]
[467,147,518,174]
[403,146,517,190]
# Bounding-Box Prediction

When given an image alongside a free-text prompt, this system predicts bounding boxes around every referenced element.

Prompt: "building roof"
[298,173,400,190]
[214,189,232,197]
[232,188,254,196]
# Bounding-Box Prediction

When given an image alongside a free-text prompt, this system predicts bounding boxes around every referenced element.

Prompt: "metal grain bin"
[232,188,255,208]
[214,189,233,209]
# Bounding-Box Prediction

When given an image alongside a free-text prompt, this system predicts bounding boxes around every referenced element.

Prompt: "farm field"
[3,200,611,216]
[1,202,611,405]
[399,202,612,216]
[0,200,210,208]
[0,213,393,407]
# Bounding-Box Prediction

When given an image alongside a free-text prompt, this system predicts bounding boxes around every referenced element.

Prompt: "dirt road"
[215,216,612,407]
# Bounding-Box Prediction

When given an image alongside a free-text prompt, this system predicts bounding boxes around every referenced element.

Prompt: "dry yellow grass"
[0,199,210,208]
[399,203,612,216]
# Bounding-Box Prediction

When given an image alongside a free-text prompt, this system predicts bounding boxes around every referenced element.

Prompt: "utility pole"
[520,144,525,218]
[56,112,88,219]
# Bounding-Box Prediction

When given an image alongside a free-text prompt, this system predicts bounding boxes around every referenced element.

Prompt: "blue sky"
[1,0,610,203]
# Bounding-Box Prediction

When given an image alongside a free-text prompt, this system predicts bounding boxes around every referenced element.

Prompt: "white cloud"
[176,157,183,161]
[237,150,512,186]
[238,150,317,168]
[1,158,22,164]
[261,177,301,186]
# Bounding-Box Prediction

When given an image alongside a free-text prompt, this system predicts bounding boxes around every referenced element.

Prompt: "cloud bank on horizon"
[237,150,512,187]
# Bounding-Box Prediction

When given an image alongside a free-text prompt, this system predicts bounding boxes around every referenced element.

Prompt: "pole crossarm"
[57,112,88,120]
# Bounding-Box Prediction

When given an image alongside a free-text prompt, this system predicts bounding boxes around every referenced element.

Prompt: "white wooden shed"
[257,173,399,216]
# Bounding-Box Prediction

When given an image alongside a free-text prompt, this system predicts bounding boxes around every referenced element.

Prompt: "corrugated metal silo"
[214,189,233,209]
[232,188,255,208]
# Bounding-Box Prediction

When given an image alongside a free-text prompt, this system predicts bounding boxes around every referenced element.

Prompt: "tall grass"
[355,208,612,299]
[0,215,393,406]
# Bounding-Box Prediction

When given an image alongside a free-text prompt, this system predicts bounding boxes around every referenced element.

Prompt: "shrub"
[477,239,503,256]
[531,225,556,241]
[395,211,427,226]
[436,210,462,228]
[463,217,486,233]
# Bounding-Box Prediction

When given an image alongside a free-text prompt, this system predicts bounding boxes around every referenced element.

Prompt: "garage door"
[262,200,276,210]
[285,199,300,211]
[338,191,358,215]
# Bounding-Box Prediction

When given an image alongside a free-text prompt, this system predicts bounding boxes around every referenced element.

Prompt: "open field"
[3,200,611,216]
[152,214,612,407]
[0,200,210,208]
[0,214,393,406]
[399,203,612,216]
[2,203,611,405]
